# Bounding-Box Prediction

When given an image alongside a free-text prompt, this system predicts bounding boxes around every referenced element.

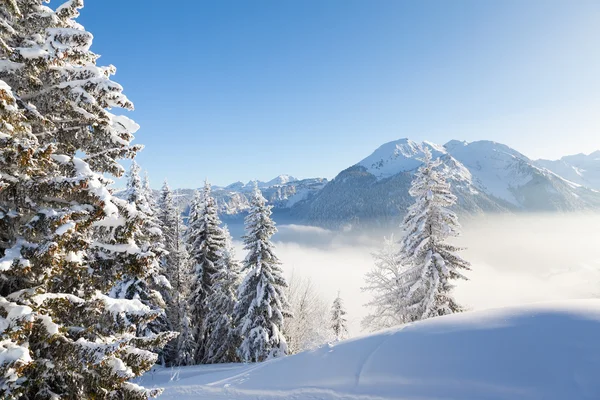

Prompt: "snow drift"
[139,300,600,399]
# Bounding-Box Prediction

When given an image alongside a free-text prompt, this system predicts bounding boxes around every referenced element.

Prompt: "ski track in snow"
[139,300,600,400]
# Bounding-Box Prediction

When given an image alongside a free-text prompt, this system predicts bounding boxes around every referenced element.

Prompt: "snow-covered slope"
[357,138,446,179]
[301,139,600,228]
[138,300,600,400]
[537,151,600,190]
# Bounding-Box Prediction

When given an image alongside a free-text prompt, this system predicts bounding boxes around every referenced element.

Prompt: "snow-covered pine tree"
[141,171,171,295]
[157,181,191,365]
[0,1,174,398]
[185,181,226,363]
[234,185,290,362]
[330,292,348,341]
[396,147,471,322]
[361,234,407,331]
[0,79,45,398]
[109,161,170,338]
[175,301,196,366]
[203,225,242,364]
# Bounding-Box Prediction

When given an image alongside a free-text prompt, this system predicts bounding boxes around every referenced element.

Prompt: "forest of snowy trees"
[0,1,471,398]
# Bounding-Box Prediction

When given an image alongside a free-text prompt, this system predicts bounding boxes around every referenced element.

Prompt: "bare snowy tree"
[284,271,331,354]
[362,234,407,331]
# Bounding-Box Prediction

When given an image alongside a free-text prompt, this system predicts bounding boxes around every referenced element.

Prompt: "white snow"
[0,242,30,272]
[537,151,600,191]
[357,138,444,179]
[264,175,297,187]
[444,140,534,206]
[137,300,600,399]
[51,154,71,164]
[55,221,76,236]
[93,292,151,316]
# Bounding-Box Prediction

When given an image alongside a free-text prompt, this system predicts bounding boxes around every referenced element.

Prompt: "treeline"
[133,173,349,367]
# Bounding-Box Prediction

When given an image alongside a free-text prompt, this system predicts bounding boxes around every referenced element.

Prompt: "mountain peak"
[265,175,297,187]
[357,138,448,179]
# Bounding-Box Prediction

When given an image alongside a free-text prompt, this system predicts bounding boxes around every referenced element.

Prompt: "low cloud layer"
[235,213,600,336]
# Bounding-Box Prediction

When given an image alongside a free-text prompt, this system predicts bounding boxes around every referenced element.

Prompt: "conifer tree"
[0,1,174,397]
[396,148,471,322]
[157,181,190,365]
[175,301,196,366]
[234,185,290,362]
[109,162,169,338]
[185,181,226,363]
[330,292,348,341]
[0,79,46,398]
[203,226,242,364]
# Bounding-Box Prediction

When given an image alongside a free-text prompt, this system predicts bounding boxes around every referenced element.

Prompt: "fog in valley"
[234,213,600,336]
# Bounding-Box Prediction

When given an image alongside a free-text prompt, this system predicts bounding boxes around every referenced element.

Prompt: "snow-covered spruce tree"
[284,271,330,354]
[0,79,45,398]
[330,292,348,342]
[396,147,471,322]
[361,234,406,331]
[185,181,226,363]
[157,181,191,365]
[234,185,291,362]
[0,1,175,398]
[203,225,242,364]
[109,161,170,338]
[175,301,195,366]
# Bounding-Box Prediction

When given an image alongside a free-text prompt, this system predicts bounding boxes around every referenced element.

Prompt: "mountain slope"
[537,151,600,190]
[300,139,600,228]
[138,300,600,400]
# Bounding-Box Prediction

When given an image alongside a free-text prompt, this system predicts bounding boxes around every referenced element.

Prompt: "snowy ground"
[139,300,600,400]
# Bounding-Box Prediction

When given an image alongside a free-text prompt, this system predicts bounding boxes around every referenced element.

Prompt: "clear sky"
[77,0,600,188]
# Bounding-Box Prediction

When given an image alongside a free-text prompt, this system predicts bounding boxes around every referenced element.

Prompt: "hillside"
[301,139,600,228]
[537,151,600,190]
[138,300,600,400]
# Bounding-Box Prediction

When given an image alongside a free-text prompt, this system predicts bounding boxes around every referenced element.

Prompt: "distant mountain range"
[536,152,600,191]
[152,139,600,230]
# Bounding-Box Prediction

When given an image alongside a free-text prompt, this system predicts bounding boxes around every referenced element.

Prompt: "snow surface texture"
[138,300,600,400]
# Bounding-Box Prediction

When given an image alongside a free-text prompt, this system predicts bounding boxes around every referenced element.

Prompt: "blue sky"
[77,0,600,188]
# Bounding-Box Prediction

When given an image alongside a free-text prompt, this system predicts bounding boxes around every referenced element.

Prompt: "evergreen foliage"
[0,1,174,397]
[157,181,191,365]
[234,185,290,362]
[203,226,241,364]
[396,148,471,321]
[109,162,170,338]
[185,182,226,363]
[330,292,348,341]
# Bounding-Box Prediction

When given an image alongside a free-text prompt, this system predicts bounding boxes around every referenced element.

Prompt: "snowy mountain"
[138,300,600,399]
[133,140,600,230]
[536,151,600,190]
[162,176,327,217]
[299,139,600,228]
